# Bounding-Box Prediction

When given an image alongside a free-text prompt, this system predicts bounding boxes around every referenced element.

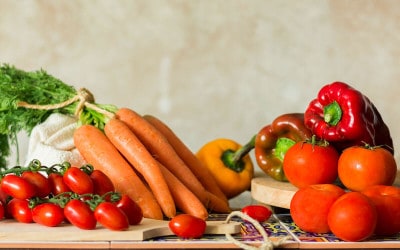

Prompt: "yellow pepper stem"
[221,135,255,173]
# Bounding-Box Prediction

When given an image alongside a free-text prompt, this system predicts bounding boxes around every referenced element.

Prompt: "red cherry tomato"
[241,205,272,222]
[1,175,36,199]
[7,198,33,223]
[283,140,339,188]
[63,167,94,195]
[169,214,207,239]
[32,203,64,227]
[115,194,143,225]
[48,173,71,195]
[64,199,97,230]
[94,202,129,231]
[0,201,5,220]
[90,170,115,196]
[21,171,51,198]
[327,192,377,242]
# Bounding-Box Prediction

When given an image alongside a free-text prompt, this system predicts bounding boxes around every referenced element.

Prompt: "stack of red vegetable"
[0,160,142,231]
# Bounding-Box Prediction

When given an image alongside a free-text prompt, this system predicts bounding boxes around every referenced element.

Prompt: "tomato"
[48,173,71,195]
[63,167,94,195]
[338,146,397,191]
[0,201,5,220]
[327,192,377,242]
[168,214,207,239]
[290,184,345,233]
[241,205,272,222]
[21,171,51,198]
[282,140,339,188]
[90,170,115,196]
[94,202,129,231]
[32,203,64,227]
[115,194,143,225]
[64,199,97,230]
[7,198,33,223]
[362,185,400,236]
[1,174,37,199]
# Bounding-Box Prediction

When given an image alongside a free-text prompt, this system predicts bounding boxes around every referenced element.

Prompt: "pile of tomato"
[282,138,399,242]
[0,160,143,231]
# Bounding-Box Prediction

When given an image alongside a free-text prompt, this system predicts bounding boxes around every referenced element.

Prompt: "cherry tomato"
[32,203,64,227]
[64,199,97,230]
[362,185,400,236]
[7,198,33,223]
[169,214,207,239]
[241,205,272,222]
[282,140,339,188]
[90,170,115,196]
[115,194,143,225]
[48,173,71,195]
[338,146,397,191]
[0,201,5,220]
[21,171,51,198]
[1,174,37,200]
[327,192,377,242]
[63,167,94,195]
[94,202,129,231]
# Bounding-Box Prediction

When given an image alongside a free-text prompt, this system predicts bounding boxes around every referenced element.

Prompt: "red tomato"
[169,214,207,239]
[32,203,64,227]
[94,202,129,231]
[327,192,377,242]
[90,170,115,196]
[282,140,339,188]
[63,167,94,195]
[115,194,143,225]
[21,171,51,198]
[1,175,37,199]
[338,146,397,191]
[241,205,272,222]
[290,184,345,233]
[0,201,5,220]
[7,198,33,223]
[48,173,71,195]
[64,199,97,230]
[362,185,400,236]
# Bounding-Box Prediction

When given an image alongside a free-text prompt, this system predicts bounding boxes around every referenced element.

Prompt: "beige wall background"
[1,1,400,173]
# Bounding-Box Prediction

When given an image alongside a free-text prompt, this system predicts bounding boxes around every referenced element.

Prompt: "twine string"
[17,88,115,119]
[224,211,290,250]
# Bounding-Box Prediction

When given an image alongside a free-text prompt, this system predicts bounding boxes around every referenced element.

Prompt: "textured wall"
[1,0,400,170]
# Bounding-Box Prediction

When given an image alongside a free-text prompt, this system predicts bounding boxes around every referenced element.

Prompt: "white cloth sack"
[25,113,86,167]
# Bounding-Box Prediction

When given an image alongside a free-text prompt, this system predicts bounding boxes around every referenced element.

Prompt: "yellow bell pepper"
[196,137,255,199]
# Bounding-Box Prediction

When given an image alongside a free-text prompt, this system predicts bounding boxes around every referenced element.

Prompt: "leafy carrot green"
[0,64,117,167]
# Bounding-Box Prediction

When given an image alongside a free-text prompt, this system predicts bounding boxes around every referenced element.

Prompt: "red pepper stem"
[323,101,342,126]
[221,135,255,173]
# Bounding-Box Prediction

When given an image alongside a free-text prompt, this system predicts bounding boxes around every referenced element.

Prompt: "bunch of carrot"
[73,107,231,220]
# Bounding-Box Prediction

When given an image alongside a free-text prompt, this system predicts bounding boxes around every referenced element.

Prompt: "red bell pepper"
[304,82,393,154]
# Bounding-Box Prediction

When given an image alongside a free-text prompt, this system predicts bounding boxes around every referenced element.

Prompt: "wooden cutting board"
[251,171,400,209]
[0,218,241,242]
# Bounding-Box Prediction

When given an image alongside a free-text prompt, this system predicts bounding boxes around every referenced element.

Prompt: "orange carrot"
[158,161,208,220]
[116,108,209,205]
[205,191,232,213]
[143,114,229,203]
[104,118,176,218]
[73,124,163,220]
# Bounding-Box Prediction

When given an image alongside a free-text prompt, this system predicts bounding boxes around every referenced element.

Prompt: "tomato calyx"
[304,135,330,149]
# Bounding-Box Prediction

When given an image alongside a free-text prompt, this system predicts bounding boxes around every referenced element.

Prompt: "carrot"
[73,124,163,220]
[205,191,232,213]
[143,114,229,203]
[116,108,209,205]
[158,161,208,220]
[104,118,176,218]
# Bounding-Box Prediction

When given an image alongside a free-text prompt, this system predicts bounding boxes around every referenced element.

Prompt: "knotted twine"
[224,211,290,250]
[17,88,115,119]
